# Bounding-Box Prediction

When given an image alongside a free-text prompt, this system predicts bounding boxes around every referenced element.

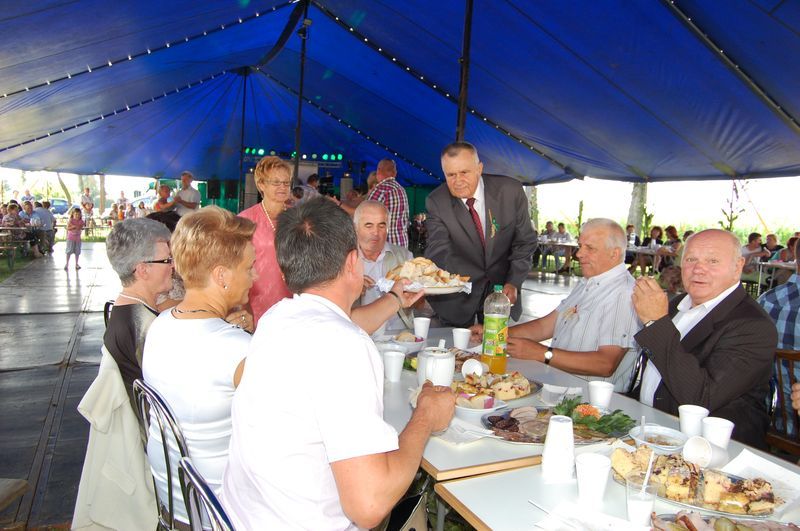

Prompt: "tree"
[528,185,539,231]
[99,174,106,214]
[55,172,72,203]
[626,182,647,236]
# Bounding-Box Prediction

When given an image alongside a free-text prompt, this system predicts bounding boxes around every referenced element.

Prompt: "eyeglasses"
[264,180,291,187]
[143,257,174,265]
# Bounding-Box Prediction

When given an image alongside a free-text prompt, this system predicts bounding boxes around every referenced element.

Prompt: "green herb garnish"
[552,395,635,435]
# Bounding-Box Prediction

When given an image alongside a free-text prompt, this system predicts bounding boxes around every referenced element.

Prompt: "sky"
[1,167,796,234]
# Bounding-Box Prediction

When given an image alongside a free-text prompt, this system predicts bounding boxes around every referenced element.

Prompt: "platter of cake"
[612,446,782,518]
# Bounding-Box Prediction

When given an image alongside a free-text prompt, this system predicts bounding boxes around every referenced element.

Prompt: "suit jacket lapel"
[484,182,501,262]
[676,286,747,353]
[450,195,485,262]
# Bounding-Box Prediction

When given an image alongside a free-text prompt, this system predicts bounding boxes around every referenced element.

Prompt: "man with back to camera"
[424,141,537,327]
[174,171,200,217]
[631,229,777,448]
[470,218,642,391]
[366,159,410,248]
[222,198,454,529]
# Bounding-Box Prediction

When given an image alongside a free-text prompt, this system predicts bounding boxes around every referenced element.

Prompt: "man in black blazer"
[630,229,777,449]
[424,142,537,327]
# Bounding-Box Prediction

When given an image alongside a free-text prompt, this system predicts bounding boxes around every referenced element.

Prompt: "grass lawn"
[0,251,34,283]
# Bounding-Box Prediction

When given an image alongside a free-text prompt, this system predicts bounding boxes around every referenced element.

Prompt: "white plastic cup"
[452,328,471,349]
[541,415,575,483]
[682,436,729,469]
[575,453,611,507]
[461,358,483,378]
[678,404,709,437]
[626,473,658,526]
[702,417,735,449]
[413,317,431,339]
[588,381,614,410]
[382,350,405,383]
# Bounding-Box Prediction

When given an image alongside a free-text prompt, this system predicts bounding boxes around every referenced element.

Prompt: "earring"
[223,284,228,290]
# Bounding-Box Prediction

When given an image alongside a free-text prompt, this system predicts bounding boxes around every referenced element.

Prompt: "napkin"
[722,448,800,518]
[375,277,472,294]
[532,501,650,531]
[437,417,497,445]
[539,384,583,406]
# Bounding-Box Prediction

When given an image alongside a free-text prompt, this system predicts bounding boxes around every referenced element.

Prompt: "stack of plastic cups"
[541,415,575,483]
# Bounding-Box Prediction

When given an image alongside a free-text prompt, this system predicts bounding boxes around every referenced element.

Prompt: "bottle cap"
[493,284,502,292]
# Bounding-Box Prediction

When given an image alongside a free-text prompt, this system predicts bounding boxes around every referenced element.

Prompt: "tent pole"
[294,0,311,181]
[238,68,249,211]
[455,0,474,142]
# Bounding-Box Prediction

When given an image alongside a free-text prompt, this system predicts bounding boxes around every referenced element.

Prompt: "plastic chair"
[132,379,191,530]
[765,349,800,457]
[178,457,235,531]
[103,300,114,327]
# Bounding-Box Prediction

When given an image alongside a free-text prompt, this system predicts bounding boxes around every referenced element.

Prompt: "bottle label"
[482,314,508,358]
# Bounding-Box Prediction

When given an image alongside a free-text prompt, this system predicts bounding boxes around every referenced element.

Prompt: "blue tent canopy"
[1,0,799,184]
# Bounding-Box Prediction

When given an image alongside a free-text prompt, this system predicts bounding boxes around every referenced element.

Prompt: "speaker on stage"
[225,181,239,199]
[207,179,221,199]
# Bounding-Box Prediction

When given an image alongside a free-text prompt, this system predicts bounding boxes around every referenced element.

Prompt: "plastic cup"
[461,358,483,378]
[626,473,658,526]
[588,381,614,409]
[541,415,575,483]
[702,417,734,449]
[413,317,431,339]
[575,453,611,507]
[682,436,729,469]
[452,328,471,349]
[678,404,709,437]
[382,350,405,383]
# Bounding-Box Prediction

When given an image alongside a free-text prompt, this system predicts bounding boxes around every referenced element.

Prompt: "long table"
[386,327,800,529]
[756,261,796,296]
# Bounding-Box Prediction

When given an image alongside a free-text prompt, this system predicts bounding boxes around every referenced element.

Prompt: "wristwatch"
[543,349,554,365]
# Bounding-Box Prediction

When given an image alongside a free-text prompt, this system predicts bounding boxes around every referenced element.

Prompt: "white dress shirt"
[639,282,740,406]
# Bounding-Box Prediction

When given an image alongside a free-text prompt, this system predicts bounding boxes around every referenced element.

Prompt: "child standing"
[65,208,85,270]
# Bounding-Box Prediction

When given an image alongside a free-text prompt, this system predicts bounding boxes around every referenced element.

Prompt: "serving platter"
[612,471,779,519]
[480,406,623,446]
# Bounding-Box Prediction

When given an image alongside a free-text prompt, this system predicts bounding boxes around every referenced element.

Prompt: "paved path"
[0,242,571,528]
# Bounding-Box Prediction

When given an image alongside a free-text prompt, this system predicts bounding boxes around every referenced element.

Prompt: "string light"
[0,1,295,100]
[662,0,800,134]
[0,70,228,154]
[257,70,441,181]
[312,1,572,174]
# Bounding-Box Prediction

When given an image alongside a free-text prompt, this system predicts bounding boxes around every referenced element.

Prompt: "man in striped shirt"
[758,239,799,432]
[470,218,641,391]
[366,159,409,248]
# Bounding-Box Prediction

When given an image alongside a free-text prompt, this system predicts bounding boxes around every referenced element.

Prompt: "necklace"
[171,307,215,314]
[260,201,282,232]
[119,293,157,313]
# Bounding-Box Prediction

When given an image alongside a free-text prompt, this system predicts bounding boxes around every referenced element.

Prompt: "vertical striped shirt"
[367,178,409,247]
[552,263,642,391]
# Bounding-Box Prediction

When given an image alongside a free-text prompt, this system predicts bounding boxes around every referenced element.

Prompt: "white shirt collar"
[460,176,485,206]
[358,245,387,263]
[296,292,352,322]
[677,281,740,313]
[582,262,628,287]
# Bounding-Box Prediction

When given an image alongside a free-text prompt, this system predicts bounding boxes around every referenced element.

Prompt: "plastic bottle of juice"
[481,285,510,374]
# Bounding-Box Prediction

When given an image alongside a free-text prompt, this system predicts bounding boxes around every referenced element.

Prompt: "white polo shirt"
[175,186,200,216]
[223,293,399,530]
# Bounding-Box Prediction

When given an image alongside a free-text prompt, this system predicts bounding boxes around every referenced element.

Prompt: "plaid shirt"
[758,273,800,349]
[367,177,409,247]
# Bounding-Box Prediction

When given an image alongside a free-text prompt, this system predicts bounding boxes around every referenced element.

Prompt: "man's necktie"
[466,197,485,248]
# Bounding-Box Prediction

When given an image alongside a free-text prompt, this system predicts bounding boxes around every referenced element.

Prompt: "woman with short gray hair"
[104,218,175,404]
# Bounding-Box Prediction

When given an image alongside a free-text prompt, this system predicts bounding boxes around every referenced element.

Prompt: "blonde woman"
[142,206,256,526]
[238,156,293,326]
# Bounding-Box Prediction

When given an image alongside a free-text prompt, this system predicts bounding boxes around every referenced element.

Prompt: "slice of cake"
[701,470,732,505]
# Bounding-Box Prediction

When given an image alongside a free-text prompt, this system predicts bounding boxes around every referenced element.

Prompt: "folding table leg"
[435,497,449,531]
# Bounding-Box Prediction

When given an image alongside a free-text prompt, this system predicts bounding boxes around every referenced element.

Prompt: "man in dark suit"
[424,142,537,327]
[630,229,777,449]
